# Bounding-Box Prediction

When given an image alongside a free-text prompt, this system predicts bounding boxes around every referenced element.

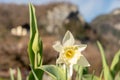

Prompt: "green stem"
[66,65,73,80]
[76,66,83,80]
[79,67,83,80]
[66,66,68,80]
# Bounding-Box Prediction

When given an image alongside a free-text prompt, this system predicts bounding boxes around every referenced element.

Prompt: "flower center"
[64,47,76,59]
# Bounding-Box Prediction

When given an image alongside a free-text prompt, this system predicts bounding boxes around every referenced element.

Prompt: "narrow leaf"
[9,68,14,80]
[28,3,43,69]
[115,71,120,80]
[110,50,120,77]
[74,65,83,80]
[31,68,39,80]
[28,3,36,68]
[28,68,44,80]
[97,41,113,80]
[17,68,22,80]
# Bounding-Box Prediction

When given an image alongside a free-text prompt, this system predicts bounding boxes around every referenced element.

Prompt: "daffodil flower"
[53,31,90,67]
[53,31,90,80]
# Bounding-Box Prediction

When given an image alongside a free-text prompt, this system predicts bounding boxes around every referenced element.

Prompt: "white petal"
[77,44,87,52]
[56,57,64,64]
[77,54,90,67]
[62,31,75,47]
[69,52,80,65]
[53,41,63,52]
[69,58,78,65]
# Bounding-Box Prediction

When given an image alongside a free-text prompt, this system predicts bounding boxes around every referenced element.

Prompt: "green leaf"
[97,41,113,80]
[28,3,43,69]
[28,3,36,68]
[17,68,22,80]
[82,74,99,80]
[74,64,89,80]
[99,70,103,80]
[39,65,66,80]
[110,50,120,77]
[74,65,99,80]
[115,71,120,80]
[74,65,83,80]
[9,68,14,80]
[28,68,44,80]
[38,37,43,66]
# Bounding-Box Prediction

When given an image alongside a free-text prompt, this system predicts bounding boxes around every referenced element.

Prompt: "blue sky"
[0,0,120,22]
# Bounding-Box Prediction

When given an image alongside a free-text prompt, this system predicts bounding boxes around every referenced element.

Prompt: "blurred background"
[0,0,120,79]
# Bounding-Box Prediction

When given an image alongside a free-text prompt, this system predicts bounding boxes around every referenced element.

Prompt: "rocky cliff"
[91,9,120,47]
